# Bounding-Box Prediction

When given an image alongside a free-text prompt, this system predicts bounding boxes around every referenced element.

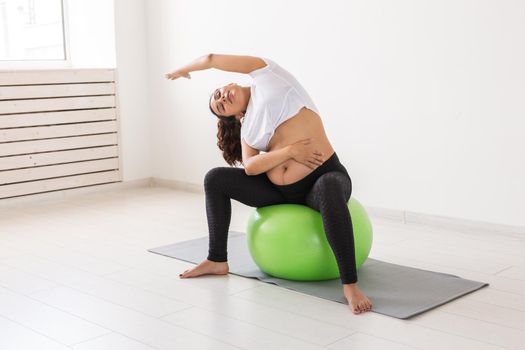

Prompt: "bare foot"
[343,283,373,315]
[179,259,229,278]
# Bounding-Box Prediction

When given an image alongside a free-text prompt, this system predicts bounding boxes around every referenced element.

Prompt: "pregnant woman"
[165,54,372,314]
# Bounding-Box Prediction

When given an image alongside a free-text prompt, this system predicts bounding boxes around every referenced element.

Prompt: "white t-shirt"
[240,58,319,152]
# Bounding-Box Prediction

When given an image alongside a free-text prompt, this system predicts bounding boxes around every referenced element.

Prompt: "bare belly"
[266,107,334,186]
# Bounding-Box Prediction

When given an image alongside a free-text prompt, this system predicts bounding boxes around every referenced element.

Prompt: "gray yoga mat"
[149,232,489,319]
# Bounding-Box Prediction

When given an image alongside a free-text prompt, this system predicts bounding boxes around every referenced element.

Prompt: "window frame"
[0,0,71,70]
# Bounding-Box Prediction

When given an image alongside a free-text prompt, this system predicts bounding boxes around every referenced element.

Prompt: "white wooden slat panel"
[0,121,117,143]
[0,171,120,199]
[0,134,118,157]
[0,96,116,115]
[0,158,119,185]
[0,146,118,171]
[0,70,115,86]
[0,109,116,128]
[0,68,121,200]
[0,83,115,100]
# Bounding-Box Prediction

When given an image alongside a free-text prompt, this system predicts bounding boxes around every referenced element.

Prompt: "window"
[0,0,67,62]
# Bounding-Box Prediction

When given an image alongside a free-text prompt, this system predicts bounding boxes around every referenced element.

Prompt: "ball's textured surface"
[246,197,373,281]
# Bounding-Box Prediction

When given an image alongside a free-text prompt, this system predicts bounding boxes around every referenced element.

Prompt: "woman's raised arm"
[208,54,266,73]
[165,54,266,80]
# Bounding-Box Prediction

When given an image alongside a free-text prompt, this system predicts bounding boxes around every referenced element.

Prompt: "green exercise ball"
[246,197,373,281]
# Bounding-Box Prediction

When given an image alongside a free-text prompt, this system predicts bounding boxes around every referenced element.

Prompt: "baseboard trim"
[366,206,524,237]
[150,177,203,194]
[404,210,525,237]
[0,178,152,209]
[365,206,406,223]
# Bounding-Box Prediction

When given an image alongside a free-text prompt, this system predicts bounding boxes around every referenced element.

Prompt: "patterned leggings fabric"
[204,152,357,284]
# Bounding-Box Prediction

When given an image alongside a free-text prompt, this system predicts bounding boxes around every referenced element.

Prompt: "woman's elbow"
[244,164,259,176]
[244,166,254,176]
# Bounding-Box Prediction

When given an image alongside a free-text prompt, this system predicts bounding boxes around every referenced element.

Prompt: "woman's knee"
[314,172,352,198]
[204,167,229,191]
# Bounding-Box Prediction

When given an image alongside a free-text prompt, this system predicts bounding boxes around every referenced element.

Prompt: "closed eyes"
[214,89,225,113]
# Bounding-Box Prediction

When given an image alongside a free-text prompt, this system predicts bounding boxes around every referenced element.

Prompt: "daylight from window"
[0,0,65,61]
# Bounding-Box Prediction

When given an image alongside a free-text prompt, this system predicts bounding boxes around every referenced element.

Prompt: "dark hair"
[209,94,243,166]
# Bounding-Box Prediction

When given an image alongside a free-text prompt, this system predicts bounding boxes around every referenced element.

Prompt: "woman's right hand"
[164,69,191,80]
[288,138,325,169]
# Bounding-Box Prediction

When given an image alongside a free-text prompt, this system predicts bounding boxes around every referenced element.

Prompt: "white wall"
[145,0,525,227]
[112,0,152,181]
[67,0,116,68]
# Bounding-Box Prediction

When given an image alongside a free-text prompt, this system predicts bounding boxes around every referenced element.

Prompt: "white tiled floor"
[0,186,524,350]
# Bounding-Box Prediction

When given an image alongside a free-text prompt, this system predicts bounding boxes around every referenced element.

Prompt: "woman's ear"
[236,111,245,120]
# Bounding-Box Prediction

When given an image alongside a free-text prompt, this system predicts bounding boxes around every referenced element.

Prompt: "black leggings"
[204,152,357,284]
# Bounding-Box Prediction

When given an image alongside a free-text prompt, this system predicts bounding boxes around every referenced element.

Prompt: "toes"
[349,299,373,314]
[179,269,191,278]
[359,302,370,313]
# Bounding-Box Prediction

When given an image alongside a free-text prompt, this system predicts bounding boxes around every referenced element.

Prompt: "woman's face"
[209,83,246,118]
